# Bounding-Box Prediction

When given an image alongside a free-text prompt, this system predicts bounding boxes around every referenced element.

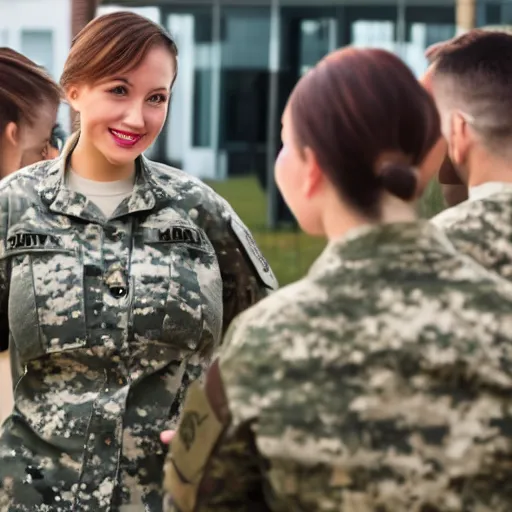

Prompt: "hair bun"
[379,162,417,201]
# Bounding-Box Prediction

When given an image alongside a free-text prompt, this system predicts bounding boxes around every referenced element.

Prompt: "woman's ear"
[1,121,23,177]
[302,146,324,199]
[3,121,19,148]
[66,86,81,113]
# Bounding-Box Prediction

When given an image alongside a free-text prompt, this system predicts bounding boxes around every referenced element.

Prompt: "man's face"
[420,63,464,187]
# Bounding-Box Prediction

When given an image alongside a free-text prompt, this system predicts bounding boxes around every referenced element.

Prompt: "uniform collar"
[309,221,455,279]
[468,181,512,202]
[38,130,167,223]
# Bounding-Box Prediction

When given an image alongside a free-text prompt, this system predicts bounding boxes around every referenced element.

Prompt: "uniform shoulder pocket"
[229,215,278,290]
[164,361,229,511]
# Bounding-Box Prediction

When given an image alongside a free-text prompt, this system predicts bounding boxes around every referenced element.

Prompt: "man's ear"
[450,112,472,167]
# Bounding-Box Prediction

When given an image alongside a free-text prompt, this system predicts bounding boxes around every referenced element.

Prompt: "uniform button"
[109,286,128,299]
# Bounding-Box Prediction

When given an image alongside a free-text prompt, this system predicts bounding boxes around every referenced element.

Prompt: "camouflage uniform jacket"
[432,183,512,280]
[0,133,277,512]
[164,221,512,512]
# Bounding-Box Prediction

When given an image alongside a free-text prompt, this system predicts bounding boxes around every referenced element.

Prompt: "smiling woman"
[0,11,276,512]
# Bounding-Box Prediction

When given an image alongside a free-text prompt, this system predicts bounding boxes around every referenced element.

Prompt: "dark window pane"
[218,7,271,176]
[192,69,212,147]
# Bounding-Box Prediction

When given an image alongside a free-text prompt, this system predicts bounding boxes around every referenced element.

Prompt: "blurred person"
[421,37,472,207]
[0,11,276,512]
[430,31,512,282]
[46,122,68,159]
[420,29,505,208]
[0,47,61,175]
[0,48,61,426]
[164,47,512,512]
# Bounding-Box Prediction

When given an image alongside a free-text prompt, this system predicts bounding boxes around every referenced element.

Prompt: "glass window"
[219,7,271,148]
[405,23,454,76]
[299,19,336,76]
[166,8,214,159]
[21,30,54,77]
[193,69,212,147]
[351,20,396,52]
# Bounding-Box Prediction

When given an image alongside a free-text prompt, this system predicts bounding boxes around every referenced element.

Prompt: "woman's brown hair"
[60,11,178,90]
[0,48,61,138]
[289,47,440,218]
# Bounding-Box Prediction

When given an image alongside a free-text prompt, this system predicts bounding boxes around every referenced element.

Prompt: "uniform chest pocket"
[131,224,222,354]
[5,232,87,363]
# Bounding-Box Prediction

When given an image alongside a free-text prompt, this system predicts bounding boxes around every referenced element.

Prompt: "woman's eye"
[109,86,127,96]
[148,94,167,105]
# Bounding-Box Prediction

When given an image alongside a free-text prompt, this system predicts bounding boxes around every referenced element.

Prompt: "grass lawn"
[206,176,446,286]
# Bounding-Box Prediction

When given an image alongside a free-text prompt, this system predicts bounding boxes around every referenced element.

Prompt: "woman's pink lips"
[109,128,143,148]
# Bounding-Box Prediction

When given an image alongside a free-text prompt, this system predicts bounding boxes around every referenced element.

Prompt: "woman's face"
[67,44,175,168]
[0,102,58,178]
[19,103,59,168]
[274,107,323,235]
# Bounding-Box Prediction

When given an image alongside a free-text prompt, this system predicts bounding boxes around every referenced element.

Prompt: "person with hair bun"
[164,47,512,512]
[0,10,275,512]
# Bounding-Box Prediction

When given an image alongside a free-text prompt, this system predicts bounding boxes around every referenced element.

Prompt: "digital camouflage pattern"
[164,221,512,512]
[432,184,512,281]
[0,132,276,512]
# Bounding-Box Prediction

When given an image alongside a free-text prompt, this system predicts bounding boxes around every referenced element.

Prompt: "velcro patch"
[6,233,64,252]
[166,383,224,510]
[142,225,210,252]
[230,216,278,290]
[158,226,201,245]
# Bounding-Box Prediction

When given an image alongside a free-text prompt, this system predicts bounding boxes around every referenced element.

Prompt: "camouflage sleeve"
[0,197,9,353]
[206,197,278,335]
[162,359,268,512]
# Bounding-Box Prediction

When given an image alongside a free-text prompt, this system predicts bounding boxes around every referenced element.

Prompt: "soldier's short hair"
[431,30,512,153]
[425,29,487,64]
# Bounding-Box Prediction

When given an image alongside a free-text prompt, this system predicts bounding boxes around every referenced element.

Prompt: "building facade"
[0,0,510,185]
[99,0,510,186]
[105,0,459,181]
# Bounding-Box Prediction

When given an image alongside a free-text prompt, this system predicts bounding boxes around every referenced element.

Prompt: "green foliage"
[418,180,446,218]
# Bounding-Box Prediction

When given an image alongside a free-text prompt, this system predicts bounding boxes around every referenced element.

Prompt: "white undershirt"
[67,169,135,218]
[468,181,512,202]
